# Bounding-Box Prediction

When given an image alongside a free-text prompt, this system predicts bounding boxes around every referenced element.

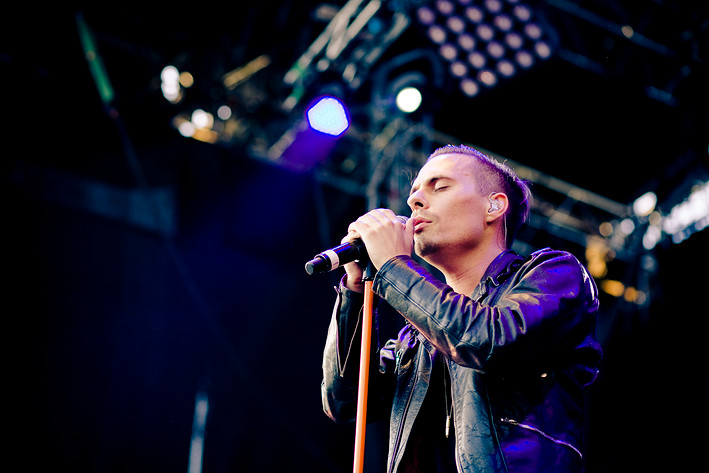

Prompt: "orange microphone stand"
[353,263,376,473]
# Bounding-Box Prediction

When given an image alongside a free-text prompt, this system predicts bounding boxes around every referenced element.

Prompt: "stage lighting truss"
[540,0,703,106]
[415,0,555,97]
[282,0,412,111]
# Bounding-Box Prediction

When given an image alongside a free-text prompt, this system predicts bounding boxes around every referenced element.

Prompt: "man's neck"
[435,244,505,295]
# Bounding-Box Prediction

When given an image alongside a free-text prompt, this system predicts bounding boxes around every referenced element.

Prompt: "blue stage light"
[306,96,350,136]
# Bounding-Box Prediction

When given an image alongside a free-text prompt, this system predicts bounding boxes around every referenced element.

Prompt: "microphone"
[304,239,367,275]
[304,216,409,275]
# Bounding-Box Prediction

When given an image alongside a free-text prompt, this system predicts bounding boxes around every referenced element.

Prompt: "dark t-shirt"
[399,356,458,472]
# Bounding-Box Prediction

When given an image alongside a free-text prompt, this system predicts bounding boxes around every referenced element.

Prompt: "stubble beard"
[414,235,440,260]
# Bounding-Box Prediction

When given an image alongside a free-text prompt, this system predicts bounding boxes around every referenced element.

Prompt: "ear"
[485,192,509,223]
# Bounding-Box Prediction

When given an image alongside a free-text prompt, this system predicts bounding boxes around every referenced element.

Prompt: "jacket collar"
[480,249,524,287]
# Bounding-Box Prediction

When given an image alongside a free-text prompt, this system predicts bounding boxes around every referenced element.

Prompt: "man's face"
[407,153,489,261]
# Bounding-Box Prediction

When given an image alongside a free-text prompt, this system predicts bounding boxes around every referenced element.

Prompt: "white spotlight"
[191,109,214,129]
[633,191,658,217]
[395,86,423,113]
[161,65,181,103]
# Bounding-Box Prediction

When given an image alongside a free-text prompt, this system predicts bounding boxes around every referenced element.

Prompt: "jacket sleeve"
[321,280,396,424]
[371,251,599,372]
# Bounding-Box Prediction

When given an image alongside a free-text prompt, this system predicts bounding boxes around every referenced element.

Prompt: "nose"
[407,189,426,210]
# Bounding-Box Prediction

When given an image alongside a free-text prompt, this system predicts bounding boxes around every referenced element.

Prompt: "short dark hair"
[428,144,531,247]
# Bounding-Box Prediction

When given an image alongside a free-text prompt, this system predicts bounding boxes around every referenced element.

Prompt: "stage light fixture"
[478,69,497,87]
[460,77,479,96]
[661,180,709,245]
[416,0,554,97]
[429,25,447,44]
[191,109,214,130]
[395,86,423,113]
[450,61,467,77]
[515,50,534,68]
[179,71,194,88]
[177,121,196,138]
[436,0,455,16]
[172,108,219,143]
[458,33,475,51]
[497,59,515,77]
[447,16,466,33]
[306,95,350,136]
[161,65,181,103]
[633,191,658,217]
[417,6,436,25]
[217,105,232,120]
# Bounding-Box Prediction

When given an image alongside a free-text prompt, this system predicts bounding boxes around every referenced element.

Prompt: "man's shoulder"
[520,248,597,299]
[527,247,583,266]
[520,248,592,282]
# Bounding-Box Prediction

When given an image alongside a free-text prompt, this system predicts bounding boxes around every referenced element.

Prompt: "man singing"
[321,145,602,472]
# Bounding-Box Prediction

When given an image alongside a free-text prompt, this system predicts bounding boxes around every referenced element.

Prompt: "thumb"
[405,216,415,239]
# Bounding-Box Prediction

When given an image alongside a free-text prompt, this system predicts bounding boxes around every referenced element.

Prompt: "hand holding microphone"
[346,210,413,270]
[305,210,413,288]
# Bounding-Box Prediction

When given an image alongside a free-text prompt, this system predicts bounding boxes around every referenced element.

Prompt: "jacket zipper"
[442,360,453,438]
[500,417,583,459]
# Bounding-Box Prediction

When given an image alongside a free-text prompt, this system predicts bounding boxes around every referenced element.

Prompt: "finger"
[405,215,415,234]
[347,209,401,240]
[349,214,376,235]
[341,230,361,245]
[368,208,399,224]
[347,219,364,234]
[358,210,404,232]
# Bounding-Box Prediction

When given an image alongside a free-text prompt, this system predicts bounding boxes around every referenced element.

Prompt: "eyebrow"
[409,175,453,196]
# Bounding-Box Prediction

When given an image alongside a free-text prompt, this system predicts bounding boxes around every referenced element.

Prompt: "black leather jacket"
[322,249,602,472]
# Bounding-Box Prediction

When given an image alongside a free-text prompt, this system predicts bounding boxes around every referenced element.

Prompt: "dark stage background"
[4,3,708,472]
